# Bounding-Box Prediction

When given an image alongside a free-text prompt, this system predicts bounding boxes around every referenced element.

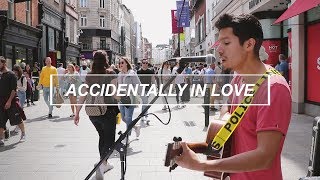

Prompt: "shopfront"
[0,18,41,70]
[306,6,320,104]
[39,1,64,67]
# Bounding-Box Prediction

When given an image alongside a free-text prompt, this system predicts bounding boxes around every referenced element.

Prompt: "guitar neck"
[187,142,208,154]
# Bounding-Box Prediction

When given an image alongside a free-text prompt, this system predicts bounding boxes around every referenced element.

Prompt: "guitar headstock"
[164,136,183,172]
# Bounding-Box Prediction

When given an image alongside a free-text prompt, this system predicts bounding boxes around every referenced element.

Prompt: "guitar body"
[164,120,231,180]
[204,121,231,179]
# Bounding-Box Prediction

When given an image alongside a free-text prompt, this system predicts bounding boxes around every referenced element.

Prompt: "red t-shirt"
[229,68,292,180]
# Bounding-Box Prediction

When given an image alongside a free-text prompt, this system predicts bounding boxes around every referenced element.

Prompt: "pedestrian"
[278,54,289,82]
[64,64,81,117]
[118,57,141,138]
[25,64,32,77]
[176,13,292,180]
[57,63,66,95]
[13,65,27,109]
[74,51,119,180]
[205,62,217,111]
[79,62,91,83]
[158,61,171,110]
[24,71,35,106]
[32,62,41,77]
[172,62,185,108]
[38,57,59,118]
[137,59,155,125]
[0,56,27,146]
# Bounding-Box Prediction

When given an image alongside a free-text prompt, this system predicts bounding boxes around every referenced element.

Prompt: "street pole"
[177,0,186,57]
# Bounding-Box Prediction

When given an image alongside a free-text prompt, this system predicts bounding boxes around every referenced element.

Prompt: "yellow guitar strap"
[210,68,281,151]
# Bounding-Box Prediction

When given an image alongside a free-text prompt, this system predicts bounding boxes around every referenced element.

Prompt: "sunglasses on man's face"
[120,61,125,64]
[142,62,148,64]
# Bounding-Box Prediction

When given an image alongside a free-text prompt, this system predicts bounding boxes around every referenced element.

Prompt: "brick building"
[0,0,42,70]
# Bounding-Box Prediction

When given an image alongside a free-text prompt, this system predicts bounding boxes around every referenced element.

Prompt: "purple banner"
[176,0,190,27]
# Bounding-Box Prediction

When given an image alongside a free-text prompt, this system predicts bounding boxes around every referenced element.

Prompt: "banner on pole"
[171,10,183,34]
[176,0,190,27]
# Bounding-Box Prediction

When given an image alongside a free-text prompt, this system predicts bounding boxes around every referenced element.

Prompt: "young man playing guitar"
[175,13,292,180]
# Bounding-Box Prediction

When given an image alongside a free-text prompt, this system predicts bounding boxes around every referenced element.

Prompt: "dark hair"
[13,64,23,79]
[120,57,132,70]
[215,13,263,57]
[91,51,109,74]
[0,56,6,64]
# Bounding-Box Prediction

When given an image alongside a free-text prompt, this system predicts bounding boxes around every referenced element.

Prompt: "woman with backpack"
[74,51,119,180]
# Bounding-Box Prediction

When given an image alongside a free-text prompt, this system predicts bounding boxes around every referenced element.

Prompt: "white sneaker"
[0,139,4,147]
[20,134,26,142]
[95,162,114,180]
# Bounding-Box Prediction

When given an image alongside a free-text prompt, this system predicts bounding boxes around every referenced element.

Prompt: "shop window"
[26,1,31,25]
[5,45,13,70]
[7,0,14,19]
[80,14,87,27]
[100,15,105,27]
[80,0,87,7]
[100,0,105,8]
[15,47,27,66]
[259,19,281,39]
[66,15,70,41]
[48,28,55,51]
[307,6,320,22]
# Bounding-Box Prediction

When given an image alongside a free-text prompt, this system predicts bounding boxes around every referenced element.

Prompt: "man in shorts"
[0,56,26,146]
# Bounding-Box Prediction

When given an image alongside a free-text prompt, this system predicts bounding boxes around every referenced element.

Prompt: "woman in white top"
[117,57,141,138]
[13,65,27,108]
[64,64,81,117]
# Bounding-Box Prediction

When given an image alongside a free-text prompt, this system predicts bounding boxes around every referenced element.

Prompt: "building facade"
[192,0,206,56]
[65,0,81,65]
[0,0,42,69]
[78,0,121,65]
[38,0,66,67]
[119,4,132,59]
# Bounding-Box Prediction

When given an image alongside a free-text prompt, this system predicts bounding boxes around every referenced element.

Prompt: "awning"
[274,0,320,24]
[210,41,220,49]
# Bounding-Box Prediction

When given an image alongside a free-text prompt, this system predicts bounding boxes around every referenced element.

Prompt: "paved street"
[0,97,315,180]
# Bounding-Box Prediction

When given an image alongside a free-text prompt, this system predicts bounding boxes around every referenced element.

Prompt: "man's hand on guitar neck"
[175,142,207,171]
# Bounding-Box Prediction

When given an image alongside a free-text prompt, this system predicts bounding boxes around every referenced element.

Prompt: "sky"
[122,0,177,47]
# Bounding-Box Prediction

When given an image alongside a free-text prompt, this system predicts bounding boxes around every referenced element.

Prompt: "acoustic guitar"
[164,120,231,180]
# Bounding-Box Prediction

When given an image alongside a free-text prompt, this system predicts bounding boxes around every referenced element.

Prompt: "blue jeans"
[140,95,149,119]
[43,87,54,114]
[17,90,26,109]
[119,104,135,135]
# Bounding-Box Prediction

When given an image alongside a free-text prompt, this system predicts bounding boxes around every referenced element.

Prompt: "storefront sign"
[249,0,262,9]
[306,23,320,103]
[262,40,281,67]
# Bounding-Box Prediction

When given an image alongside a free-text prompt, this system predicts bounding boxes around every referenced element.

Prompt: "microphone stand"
[84,73,178,180]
